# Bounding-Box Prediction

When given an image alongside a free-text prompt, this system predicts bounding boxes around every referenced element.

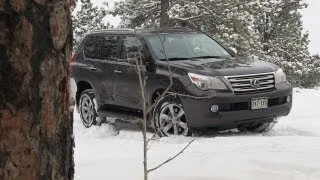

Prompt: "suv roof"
[85,27,198,36]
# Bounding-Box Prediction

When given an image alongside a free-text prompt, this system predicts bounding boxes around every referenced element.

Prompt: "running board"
[97,109,142,124]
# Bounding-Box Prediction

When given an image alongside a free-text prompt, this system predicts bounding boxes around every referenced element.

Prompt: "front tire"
[153,95,190,137]
[79,89,98,128]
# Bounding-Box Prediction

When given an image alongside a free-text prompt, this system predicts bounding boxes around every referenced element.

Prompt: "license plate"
[251,97,268,110]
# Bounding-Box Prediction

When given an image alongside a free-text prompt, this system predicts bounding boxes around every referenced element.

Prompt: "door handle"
[114,69,122,74]
[88,67,97,71]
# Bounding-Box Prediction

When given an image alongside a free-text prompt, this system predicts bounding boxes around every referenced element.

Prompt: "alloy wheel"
[80,94,95,126]
[158,103,189,136]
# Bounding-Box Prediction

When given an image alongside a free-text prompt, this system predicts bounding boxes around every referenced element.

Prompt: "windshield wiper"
[160,57,189,61]
[160,56,225,61]
[189,55,224,59]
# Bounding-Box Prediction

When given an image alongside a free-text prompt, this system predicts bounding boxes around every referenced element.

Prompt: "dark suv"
[70,27,292,136]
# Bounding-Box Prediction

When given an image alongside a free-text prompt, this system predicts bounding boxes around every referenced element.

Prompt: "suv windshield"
[145,33,232,61]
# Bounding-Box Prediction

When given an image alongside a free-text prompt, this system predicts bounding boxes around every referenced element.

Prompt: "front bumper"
[179,83,293,129]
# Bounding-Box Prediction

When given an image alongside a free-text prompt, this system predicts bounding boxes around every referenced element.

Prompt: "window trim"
[82,33,121,61]
[118,34,146,66]
[119,35,144,59]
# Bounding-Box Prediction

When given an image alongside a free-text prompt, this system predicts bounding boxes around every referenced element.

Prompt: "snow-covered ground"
[74,88,320,180]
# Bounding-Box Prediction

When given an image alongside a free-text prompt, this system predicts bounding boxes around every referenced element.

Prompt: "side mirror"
[229,47,237,55]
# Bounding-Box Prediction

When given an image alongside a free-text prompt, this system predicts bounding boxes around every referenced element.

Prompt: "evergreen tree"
[73,0,110,48]
[251,0,315,87]
[303,54,320,87]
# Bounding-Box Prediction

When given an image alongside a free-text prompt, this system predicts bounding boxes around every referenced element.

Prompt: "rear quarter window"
[83,34,119,60]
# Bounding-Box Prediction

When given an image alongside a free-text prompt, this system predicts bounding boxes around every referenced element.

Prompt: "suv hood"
[168,57,278,76]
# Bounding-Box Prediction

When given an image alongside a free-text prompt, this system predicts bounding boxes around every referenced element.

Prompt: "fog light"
[287,95,292,103]
[211,105,219,112]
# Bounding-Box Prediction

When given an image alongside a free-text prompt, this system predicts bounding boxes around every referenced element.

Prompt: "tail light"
[69,53,77,73]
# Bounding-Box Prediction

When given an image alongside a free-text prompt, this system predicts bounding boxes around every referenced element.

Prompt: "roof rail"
[89,28,135,33]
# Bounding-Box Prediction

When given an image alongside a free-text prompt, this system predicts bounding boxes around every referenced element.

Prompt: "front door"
[113,35,145,110]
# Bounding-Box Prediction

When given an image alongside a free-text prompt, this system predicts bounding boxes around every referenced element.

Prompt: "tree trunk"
[0,0,74,179]
[262,12,270,53]
[160,0,170,27]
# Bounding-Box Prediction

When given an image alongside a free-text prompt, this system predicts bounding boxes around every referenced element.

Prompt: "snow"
[74,88,320,180]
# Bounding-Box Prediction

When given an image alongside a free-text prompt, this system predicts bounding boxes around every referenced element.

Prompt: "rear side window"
[120,36,144,59]
[83,34,119,60]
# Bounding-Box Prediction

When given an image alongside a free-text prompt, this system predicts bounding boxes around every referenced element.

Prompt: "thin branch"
[129,30,149,180]
[170,14,208,22]
[147,139,195,173]
[133,8,160,28]
[145,24,173,114]
[264,2,300,42]
[195,3,218,22]
[146,133,158,145]
[268,46,294,59]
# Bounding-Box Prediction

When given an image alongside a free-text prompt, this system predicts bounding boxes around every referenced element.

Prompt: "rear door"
[82,33,120,106]
[113,35,145,110]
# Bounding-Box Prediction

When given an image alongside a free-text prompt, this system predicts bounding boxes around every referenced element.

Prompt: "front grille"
[225,73,275,94]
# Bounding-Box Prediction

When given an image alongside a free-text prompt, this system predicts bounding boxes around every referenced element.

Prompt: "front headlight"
[188,73,227,90]
[275,68,287,84]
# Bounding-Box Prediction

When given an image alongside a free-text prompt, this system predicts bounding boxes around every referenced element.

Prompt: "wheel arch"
[150,88,182,106]
[76,81,93,108]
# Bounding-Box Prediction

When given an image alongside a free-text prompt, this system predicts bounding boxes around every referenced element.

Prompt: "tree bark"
[160,0,170,28]
[0,0,74,179]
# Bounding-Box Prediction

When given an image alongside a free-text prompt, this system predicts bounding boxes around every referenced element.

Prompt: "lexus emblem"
[250,79,260,88]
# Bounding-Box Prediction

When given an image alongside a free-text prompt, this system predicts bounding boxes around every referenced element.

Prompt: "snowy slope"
[74,88,320,180]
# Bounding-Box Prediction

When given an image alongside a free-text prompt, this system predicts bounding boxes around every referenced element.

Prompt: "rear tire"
[79,89,98,128]
[238,120,276,133]
[153,95,190,137]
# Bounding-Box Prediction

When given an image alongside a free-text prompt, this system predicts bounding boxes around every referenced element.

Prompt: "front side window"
[120,36,144,60]
[145,33,232,60]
